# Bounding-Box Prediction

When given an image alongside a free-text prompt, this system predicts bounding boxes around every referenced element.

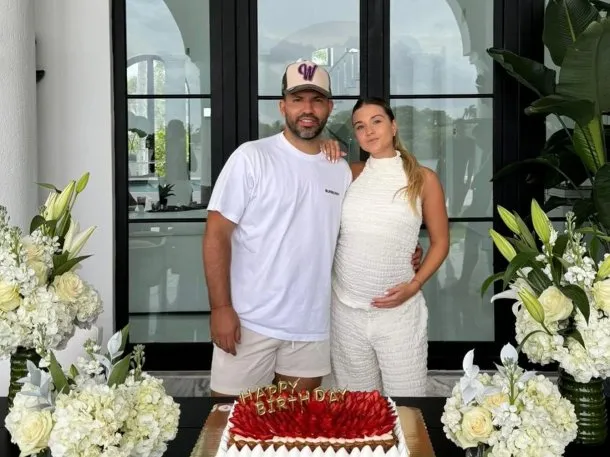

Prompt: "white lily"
[63,220,96,259]
[500,343,518,365]
[52,181,76,220]
[42,192,58,220]
[491,289,518,302]
[459,349,484,405]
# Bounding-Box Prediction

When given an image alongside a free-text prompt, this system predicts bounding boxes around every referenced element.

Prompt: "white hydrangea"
[49,384,133,457]
[6,329,180,457]
[119,374,181,457]
[442,352,577,457]
[0,208,103,357]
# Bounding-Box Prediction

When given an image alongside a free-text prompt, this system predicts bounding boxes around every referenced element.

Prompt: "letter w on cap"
[298,63,317,81]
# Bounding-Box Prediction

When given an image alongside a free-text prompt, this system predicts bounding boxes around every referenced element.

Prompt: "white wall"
[0,0,115,395]
[35,0,115,337]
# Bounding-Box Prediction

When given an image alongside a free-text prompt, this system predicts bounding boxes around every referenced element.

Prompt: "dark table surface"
[1,396,609,456]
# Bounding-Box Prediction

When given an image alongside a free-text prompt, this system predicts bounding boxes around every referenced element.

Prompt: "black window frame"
[112,0,546,371]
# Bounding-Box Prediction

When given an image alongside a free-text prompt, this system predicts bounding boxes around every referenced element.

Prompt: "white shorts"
[210,326,331,395]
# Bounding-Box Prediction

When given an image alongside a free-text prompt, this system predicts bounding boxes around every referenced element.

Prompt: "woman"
[322,97,449,396]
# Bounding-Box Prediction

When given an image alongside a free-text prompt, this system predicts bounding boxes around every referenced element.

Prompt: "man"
[203,61,421,396]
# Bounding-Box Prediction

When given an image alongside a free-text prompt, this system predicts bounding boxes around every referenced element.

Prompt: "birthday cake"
[215,383,409,457]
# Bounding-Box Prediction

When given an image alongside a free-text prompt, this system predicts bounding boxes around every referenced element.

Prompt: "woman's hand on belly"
[371,280,421,308]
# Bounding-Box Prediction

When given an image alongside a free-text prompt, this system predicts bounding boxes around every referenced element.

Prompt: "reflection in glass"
[420,222,494,341]
[390,0,493,95]
[127,98,212,212]
[391,98,493,218]
[126,0,210,95]
[258,99,360,162]
[129,222,210,343]
[258,0,359,96]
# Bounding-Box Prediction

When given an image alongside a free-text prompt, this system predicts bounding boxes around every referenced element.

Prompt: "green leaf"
[572,117,606,172]
[543,0,600,66]
[556,19,610,112]
[593,163,610,230]
[53,252,69,270]
[107,355,131,387]
[514,214,538,250]
[36,182,60,193]
[504,252,538,290]
[543,196,571,213]
[561,284,590,323]
[486,48,556,96]
[527,268,553,295]
[573,197,597,226]
[517,330,547,353]
[49,352,70,394]
[567,329,587,349]
[69,364,79,379]
[509,238,539,254]
[553,234,570,257]
[52,255,91,277]
[525,95,596,128]
[481,271,505,297]
[29,215,46,234]
[120,324,130,353]
[577,226,610,240]
[590,234,602,261]
[551,256,565,285]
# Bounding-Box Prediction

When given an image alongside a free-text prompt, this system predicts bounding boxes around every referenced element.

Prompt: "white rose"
[456,407,493,448]
[28,260,49,285]
[0,281,22,312]
[592,279,610,313]
[13,409,53,456]
[24,241,46,264]
[53,272,84,302]
[481,391,509,411]
[538,286,573,323]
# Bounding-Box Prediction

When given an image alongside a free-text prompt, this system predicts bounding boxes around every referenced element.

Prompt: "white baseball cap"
[281,60,332,98]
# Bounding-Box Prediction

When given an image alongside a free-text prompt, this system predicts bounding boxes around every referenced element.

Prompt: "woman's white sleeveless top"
[332,151,424,309]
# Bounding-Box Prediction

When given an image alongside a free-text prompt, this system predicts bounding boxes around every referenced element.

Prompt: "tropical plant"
[487,0,610,232]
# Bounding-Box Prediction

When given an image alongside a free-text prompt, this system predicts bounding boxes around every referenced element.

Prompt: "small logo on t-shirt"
[325,188,340,196]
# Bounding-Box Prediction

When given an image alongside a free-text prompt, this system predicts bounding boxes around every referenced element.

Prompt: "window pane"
[258,99,360,162]
[390,0,493,95]
[126,0,210,95]
[422,221,494,341]
[258,0,359,96]
[129,221,210,343]
[391,98,493,218]
[127,98,212,216]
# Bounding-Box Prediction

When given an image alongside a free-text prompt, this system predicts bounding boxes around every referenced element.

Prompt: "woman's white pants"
[330,291,428,396]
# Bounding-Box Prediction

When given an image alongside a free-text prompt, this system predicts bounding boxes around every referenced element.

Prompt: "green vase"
[8,346,41,408]
[558,369,608,445]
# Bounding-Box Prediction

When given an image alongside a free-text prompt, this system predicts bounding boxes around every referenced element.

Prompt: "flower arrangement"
[0,173,103,359]
[483,200,610,383]
[5,326,181,457]
[441,344,577,456]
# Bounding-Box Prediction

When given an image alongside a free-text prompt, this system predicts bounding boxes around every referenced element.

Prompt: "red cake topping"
[229,390,396,440]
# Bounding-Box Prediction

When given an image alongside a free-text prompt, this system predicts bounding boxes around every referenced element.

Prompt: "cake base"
[189,404,435,457]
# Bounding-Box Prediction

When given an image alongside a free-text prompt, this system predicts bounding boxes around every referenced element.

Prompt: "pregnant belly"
[333,239,415,303]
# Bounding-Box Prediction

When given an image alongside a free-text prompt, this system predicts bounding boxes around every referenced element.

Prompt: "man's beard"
[285,114,327,140]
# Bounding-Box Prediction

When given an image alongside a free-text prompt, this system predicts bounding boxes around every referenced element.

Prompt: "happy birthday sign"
[238,381,347,415]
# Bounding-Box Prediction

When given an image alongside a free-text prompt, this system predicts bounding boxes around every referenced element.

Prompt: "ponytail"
[394,136,424,212]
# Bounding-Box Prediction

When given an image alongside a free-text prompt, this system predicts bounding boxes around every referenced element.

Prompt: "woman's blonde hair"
[352,97,425,211]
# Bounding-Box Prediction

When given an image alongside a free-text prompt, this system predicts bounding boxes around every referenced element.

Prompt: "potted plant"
[487,0,610,234]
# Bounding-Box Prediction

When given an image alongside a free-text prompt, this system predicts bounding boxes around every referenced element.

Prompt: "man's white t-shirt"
[207,132,352,342]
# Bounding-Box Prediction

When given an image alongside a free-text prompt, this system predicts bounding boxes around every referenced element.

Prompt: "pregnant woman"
[323,97,449,396]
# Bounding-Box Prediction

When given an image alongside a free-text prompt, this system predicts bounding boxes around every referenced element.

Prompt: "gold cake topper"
[238,380,347,415]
